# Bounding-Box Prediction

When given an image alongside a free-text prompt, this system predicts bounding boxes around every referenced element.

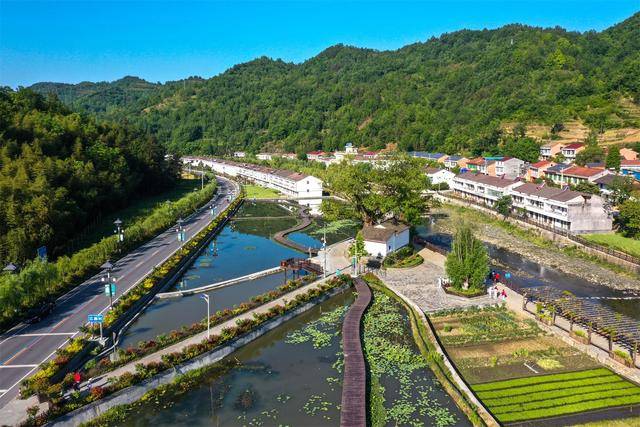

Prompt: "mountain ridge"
[28,12,640,155]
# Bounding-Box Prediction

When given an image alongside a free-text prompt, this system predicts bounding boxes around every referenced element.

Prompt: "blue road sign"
[36,246,47,260]
[88,314,103,323]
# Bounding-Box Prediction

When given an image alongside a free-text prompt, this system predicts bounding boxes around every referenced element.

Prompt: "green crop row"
[492,388,640,415]
[482,380,636,406]
[497,393,640,423]
[472,368,613,392]
[476,374,623,399]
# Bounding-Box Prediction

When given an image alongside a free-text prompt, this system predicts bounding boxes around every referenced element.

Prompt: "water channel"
[416,219,640,321]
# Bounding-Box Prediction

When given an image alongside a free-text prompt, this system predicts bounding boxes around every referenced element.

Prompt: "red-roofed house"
[527,160,555,181]
[560,143,585,161]
[306,151,326,161]
[545,165,610,185]
[620,148,638,161]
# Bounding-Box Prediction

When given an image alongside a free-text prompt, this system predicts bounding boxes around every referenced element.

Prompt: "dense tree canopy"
[0,89,179,263]
[323,155,430,225]
[30,13,640,156]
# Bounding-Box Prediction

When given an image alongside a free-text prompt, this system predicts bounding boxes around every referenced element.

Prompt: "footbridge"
[155,266,283,298]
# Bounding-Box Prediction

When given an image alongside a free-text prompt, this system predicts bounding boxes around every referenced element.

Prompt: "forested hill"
[0,89,179,263]
[30,12,640,156]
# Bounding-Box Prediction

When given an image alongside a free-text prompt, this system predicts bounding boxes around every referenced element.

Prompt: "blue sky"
[1,1,638,87]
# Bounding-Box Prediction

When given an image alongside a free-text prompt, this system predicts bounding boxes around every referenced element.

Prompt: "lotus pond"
[97,291,354,426]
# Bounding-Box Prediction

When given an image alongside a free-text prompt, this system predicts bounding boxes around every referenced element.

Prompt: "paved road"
[0,176,239,410]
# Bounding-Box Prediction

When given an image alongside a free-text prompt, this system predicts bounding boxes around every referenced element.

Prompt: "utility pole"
[322,220,327,278]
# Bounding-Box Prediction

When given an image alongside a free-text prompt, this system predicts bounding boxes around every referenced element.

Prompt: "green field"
[243,184,282,199]
[583,233,640,258]
[473,368,640,423]
[67,179,201,253]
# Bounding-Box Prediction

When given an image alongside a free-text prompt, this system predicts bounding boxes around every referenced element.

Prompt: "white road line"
[0,331,79,401]
[14,333,76,337]
[0,365,38,369]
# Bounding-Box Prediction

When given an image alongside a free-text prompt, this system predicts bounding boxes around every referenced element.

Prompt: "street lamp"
[177,218,186,242]
[200,294,211,339]
[101,261,116,308]
[114,219,124,254]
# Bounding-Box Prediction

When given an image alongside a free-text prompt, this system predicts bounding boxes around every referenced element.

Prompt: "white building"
[182,157,323,210]
[233,151,246,158]
[425,167,455,188]
[362,221,410,258]
[452,172,612,233]
[452,172,522,206]
[256,153,273,161]
[495,157,526,179]
[510,183,612,233]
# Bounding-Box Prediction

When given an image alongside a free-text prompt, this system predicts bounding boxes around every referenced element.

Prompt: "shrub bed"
[20,275,352,427]
[19,188,243,400]
[86,274,318,377]
[1,181,218,332]
[382,247,424,268]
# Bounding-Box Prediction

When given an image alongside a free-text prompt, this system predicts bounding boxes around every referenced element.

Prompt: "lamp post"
[101,261,115,308]
[200,294,211,339]
[177,218,186,243]
[114,219,124,254]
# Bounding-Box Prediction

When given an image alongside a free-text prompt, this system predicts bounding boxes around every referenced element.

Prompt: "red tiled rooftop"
[531,160,552,169]
[622,160,640,166]
[563,143,584,150]
[560,166,603,177]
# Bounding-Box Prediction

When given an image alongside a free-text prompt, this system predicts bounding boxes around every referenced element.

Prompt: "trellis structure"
[522,286,640,361]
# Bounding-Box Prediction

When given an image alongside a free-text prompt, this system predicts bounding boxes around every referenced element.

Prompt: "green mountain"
[30,13,640,156]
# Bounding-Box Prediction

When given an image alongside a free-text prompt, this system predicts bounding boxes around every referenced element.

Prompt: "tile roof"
[455,172,519,188]
[362,220,410,243]
[446,155,464,161]
[511,182,583,202]
[546,163,572,173]
[594,174,618,186]
[466,157,486,165]
[561,166,604,178]
[530,160,552,169]
[621,160,640,167]
[563,143,584,150]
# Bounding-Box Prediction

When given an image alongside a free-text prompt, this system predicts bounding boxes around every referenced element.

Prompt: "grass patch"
[383,246,424,268]
[243,184,282,199]
[583,233,640,258]
[472,368,640,423]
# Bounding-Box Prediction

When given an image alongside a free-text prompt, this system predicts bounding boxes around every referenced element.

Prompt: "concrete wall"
[50,284,350,427]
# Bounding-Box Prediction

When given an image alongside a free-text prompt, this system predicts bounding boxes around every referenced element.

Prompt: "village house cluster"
[182,157,324,209]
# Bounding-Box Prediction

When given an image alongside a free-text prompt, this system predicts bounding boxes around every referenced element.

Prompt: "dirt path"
[436,206,640,292]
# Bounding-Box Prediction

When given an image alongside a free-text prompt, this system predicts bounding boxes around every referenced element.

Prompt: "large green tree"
[445,223,490,291]
[605,146,621,171]
[618,199,640,238]
[0,88,178,263]
[323,155,430,225]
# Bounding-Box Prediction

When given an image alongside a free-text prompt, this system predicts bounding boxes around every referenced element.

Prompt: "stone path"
[380,248,494,312]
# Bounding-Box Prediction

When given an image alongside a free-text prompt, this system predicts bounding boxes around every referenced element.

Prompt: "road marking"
[0,364,38,369]
[14,333,76,337]
[0,331,78,404]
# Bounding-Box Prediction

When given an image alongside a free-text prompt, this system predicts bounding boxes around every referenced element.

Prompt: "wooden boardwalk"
[340,277,371,427]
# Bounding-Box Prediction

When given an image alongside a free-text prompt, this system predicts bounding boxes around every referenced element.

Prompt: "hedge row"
[498,393,640,423]
[476,373,621,399]
[21,275,352,427]
[87,273,318,377]
[472,368,613,391]
[20,185,240,399]
[481,380,634,406]
[0,180,218,332]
